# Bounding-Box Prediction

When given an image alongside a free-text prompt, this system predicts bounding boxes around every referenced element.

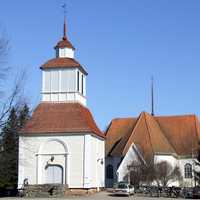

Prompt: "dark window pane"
[184,163,192,178]
[106,164,114,179]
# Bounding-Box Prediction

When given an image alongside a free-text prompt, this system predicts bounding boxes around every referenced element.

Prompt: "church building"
[18,19,105,190]
[105,112,200,187]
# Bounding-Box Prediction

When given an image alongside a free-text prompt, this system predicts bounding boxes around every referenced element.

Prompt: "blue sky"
[1,0,200,130]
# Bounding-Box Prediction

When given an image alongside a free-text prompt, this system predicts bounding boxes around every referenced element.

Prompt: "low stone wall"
[66,188,104,196]
[23,184,68,197]
[22,185,104,197]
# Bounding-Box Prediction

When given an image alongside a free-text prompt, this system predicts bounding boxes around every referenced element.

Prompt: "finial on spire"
[151,76,155,116]
[62,3,67,40]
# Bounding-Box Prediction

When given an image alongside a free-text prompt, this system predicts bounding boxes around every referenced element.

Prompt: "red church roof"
[40,58,88,75]
[21,103,105,139]
[54,38,75,50]
[54,18,75,50]
[106,112,200,159]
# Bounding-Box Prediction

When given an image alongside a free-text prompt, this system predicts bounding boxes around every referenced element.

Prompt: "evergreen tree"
[0,104,30,188]
[0,108,18,188]
[18,104,30,128]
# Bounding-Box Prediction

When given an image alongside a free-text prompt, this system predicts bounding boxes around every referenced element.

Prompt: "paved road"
[1,191,187,200]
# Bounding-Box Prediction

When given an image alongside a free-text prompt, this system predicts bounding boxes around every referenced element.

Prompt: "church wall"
[83,135,105,188]
[117,144,141,183]
[105,156,121,188]
[90,135,105,188]
[18,136,39,187]
[179,158,195,187]
[154,154,177,168]
[58,48,74,58]
[154,155,197,187]
[154,154,180,186]
[18,134,85,188]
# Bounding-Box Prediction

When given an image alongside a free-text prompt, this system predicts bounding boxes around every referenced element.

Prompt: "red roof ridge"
[122,112,146,155]
[144,112,176,155]
[143,112,155,155]
[155,114,197,118]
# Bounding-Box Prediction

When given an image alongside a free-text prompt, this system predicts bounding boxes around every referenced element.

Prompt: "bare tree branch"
[0,28,27,131]
[0,70,27,128]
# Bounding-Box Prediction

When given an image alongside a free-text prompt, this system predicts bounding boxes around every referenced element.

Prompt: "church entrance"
[45,165,63,184]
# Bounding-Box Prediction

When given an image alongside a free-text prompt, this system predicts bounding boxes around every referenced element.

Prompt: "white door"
[45,165,63,184]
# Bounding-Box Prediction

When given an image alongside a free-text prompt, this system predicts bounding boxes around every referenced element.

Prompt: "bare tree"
[0,28,26,130]
[154,161,182,187]
[0,29,10,94]
[129,159,155,187]
[129,160,182,187]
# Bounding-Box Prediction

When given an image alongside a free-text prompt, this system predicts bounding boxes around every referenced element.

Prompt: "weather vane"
[62,3,67,18]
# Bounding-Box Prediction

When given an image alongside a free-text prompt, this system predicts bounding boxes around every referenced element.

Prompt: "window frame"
[77,71,80,92]
[81,74,84,95]
[184,163,192,179]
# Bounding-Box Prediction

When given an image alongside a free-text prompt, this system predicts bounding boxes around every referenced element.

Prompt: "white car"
[114,182,134,196]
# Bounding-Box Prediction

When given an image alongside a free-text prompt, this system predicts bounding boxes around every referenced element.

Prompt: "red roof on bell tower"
[54,18,75,50]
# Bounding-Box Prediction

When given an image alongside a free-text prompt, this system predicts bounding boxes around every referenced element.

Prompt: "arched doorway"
[45,165,63,184]
[37,139,68,185]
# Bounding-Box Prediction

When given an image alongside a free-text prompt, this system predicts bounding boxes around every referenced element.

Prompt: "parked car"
[193,186,200,199]
[181,187,193,199]
[114,182,134,196]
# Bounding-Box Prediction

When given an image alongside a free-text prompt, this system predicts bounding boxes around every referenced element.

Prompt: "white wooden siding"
[42,69,86,105]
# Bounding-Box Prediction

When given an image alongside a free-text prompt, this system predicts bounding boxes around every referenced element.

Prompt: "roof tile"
[41,58,88,75]
[21,103,105,139]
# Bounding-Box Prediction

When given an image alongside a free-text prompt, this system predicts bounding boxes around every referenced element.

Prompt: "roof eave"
[40,65,88,75]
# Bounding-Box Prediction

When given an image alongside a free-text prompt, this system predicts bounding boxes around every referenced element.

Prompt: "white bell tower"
[41,19,87,106]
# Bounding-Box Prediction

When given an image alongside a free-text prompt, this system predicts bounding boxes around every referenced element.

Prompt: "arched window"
[184,163,192,178]
[106,164,114,179]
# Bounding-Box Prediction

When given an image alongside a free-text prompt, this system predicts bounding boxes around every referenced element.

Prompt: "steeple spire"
[54,3,75,56]
[62,4,67,40]
[151,76,155,116]
[63,18,67,40]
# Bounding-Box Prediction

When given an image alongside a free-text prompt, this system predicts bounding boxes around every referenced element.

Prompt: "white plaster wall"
[18,134,85,188]
[83,135,105,188]
[179,158,195,187]
[75,93,87,106]
[83,134,92,188]
[154,155,198,187]
[117,145,140,182]
[18,133,104,189]
[98,138,105,188]
[57,48,74,58]
[154,154,177,168]
[153,154,180,186]
[89,136,105,188]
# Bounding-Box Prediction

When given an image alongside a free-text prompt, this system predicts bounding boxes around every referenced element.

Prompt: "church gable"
[106,112,200,160]
[122,112,155,161]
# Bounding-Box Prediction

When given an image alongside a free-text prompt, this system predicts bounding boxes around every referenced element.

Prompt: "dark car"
[181,187,193,198]
[193,186,200,199]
